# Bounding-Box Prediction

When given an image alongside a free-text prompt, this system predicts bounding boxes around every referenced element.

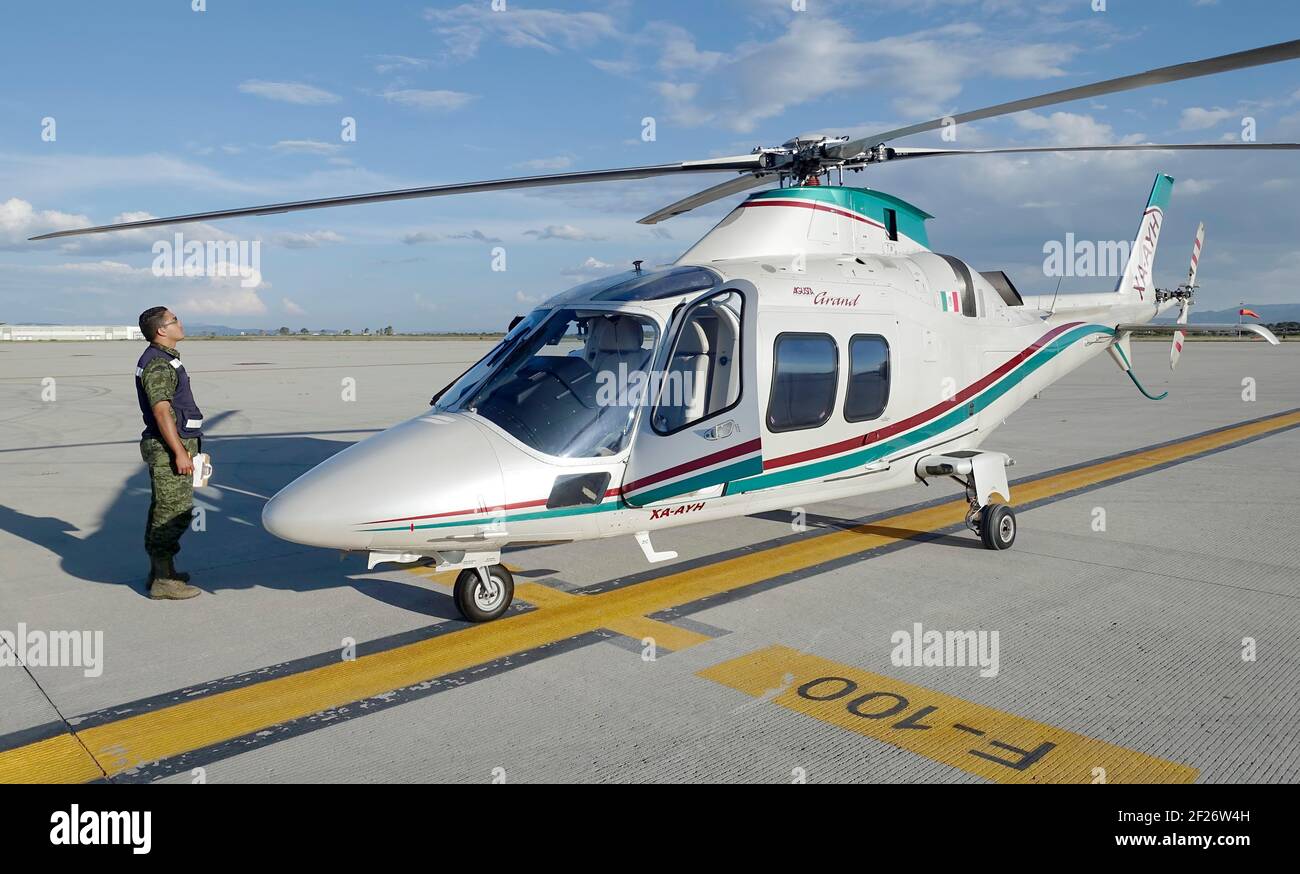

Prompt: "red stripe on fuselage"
[742,199,887,230]
[763,321,1083,471]
[363,487,621,526]
[620,437,763,495]
[364,323,1085,524]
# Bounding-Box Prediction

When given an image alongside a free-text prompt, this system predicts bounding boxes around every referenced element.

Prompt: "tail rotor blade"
[1187,222,1206,288]
[1171,300,1190,370]
[1172,223,1204,370]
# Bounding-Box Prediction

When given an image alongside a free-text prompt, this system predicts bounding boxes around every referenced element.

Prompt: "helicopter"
[33,40,1296,622]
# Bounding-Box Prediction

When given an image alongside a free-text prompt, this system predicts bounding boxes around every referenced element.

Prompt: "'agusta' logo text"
[650,502,705,520]
[50,805,151,854]
[792,287,861,306]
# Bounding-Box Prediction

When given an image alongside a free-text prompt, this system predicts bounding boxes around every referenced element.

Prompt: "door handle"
[701,419,737,440]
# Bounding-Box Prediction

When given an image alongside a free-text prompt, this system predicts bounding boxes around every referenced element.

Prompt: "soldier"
[136,307,203,600]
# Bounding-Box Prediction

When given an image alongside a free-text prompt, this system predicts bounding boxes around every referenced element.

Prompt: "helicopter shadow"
[0,430,462,619]
[746,508,986,551]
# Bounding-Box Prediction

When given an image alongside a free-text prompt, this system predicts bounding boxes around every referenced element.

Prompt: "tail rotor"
[1168,222,1204,370]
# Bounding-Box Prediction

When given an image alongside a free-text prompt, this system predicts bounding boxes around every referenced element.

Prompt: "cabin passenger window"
[767,333,838,432]
[845,335,890,422]
[653,290,744,434]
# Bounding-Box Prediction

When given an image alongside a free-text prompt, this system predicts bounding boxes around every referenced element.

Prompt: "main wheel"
[979,504,1016,550]
[453,564,514,622]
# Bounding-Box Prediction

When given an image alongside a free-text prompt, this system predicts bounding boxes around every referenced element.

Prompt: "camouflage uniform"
[138,344,200,560]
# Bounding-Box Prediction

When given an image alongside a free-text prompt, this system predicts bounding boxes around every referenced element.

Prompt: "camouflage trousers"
[140,436,200,560]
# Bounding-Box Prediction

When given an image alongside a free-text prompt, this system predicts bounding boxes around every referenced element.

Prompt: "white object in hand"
[192,453,213,488]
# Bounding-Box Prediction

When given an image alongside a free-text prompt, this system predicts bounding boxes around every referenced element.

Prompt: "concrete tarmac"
[0,338,1296,783]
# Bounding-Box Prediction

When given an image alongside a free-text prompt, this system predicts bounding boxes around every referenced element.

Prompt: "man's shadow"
[0,430,462,619]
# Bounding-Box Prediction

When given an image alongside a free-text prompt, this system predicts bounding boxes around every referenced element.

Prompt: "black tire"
[453,564,514,622]
[979,504,1016,550]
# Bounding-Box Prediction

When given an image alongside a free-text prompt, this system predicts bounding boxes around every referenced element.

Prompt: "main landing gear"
[973,502,1016,551]
[915,451,1018,551]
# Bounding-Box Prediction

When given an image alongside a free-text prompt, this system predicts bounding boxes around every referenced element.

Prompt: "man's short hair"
[139,307,169,341]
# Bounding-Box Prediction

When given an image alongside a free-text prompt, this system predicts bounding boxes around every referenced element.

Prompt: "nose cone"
[262,412,504,551]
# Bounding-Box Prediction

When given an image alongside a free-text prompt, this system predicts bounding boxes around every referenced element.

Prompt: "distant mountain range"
[187,324,258,335]
[1154,303,1300,325]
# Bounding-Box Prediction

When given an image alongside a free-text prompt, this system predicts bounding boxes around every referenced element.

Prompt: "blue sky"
[3,0,1299,330]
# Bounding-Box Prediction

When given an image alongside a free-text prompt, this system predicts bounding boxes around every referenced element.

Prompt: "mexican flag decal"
[938,290,962,313]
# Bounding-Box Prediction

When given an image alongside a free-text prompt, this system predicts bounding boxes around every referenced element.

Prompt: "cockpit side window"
[652,290,744,435]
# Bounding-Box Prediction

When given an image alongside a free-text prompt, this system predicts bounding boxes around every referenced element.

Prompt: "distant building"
[0,324,144,341]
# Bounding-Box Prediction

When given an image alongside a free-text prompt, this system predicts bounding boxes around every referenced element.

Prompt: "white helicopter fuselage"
[260,181,1171,565]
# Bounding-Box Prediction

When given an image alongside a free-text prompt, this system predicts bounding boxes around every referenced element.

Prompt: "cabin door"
[621,286,762,507]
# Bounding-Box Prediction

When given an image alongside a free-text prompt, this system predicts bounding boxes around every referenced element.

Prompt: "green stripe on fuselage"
[727,324,1115,495]
[359,324,1113,532]
[624,453,764,507]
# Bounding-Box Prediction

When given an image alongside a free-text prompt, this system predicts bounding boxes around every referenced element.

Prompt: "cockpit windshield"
[434,309,660,458]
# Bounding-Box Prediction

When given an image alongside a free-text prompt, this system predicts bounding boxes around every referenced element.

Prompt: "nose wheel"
[453,564,515,622]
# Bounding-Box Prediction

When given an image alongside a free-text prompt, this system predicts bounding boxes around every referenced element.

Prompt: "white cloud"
[425,4,619,62]
[238,80,340,105]
[402,231,440,245]
[372,54,429,74]
[282,297,307,315]
[54,259,150,276]
[560,256,615,277]
[181,285,268,316]
[590,58,636,76]
[272,139,342,155]
[0,197,90,249]
[1179,107,1238,131]
[524,224,605,241]
[649,23,722,74]
[450,229,502,244]
[1178,178,1218,196]
[272,230,344,248]
[1012,110,1143,147]
[653,19,1076,133]
[10,197,240,256]
[403,227,502,245]
[512,155,574,171]
[380,89,476,111]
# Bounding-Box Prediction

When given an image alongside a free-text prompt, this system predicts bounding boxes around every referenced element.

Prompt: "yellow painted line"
[699,645,1198,784]
[605,616,713,652]
[0,733,103,784]
[2,409,1295,782]
[514,582,579,609]
[408,565,451,587]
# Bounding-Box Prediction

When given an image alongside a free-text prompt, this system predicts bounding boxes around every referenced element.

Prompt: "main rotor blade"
[828,39,1300,159]
[637,173,775,225]
[29,155,767,241]
[876,142,1300,161]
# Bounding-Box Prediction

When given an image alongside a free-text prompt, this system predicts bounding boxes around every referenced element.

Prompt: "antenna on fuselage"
[1048,276,1063,315]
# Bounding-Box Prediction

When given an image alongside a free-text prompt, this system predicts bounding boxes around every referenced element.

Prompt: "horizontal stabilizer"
[1117,322,1280,344]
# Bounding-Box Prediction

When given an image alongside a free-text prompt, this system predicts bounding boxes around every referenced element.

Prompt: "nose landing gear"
[453,564,516,623]
[407,549,517,622]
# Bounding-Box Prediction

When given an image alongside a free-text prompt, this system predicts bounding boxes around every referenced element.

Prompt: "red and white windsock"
[1171,222,1204,370]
